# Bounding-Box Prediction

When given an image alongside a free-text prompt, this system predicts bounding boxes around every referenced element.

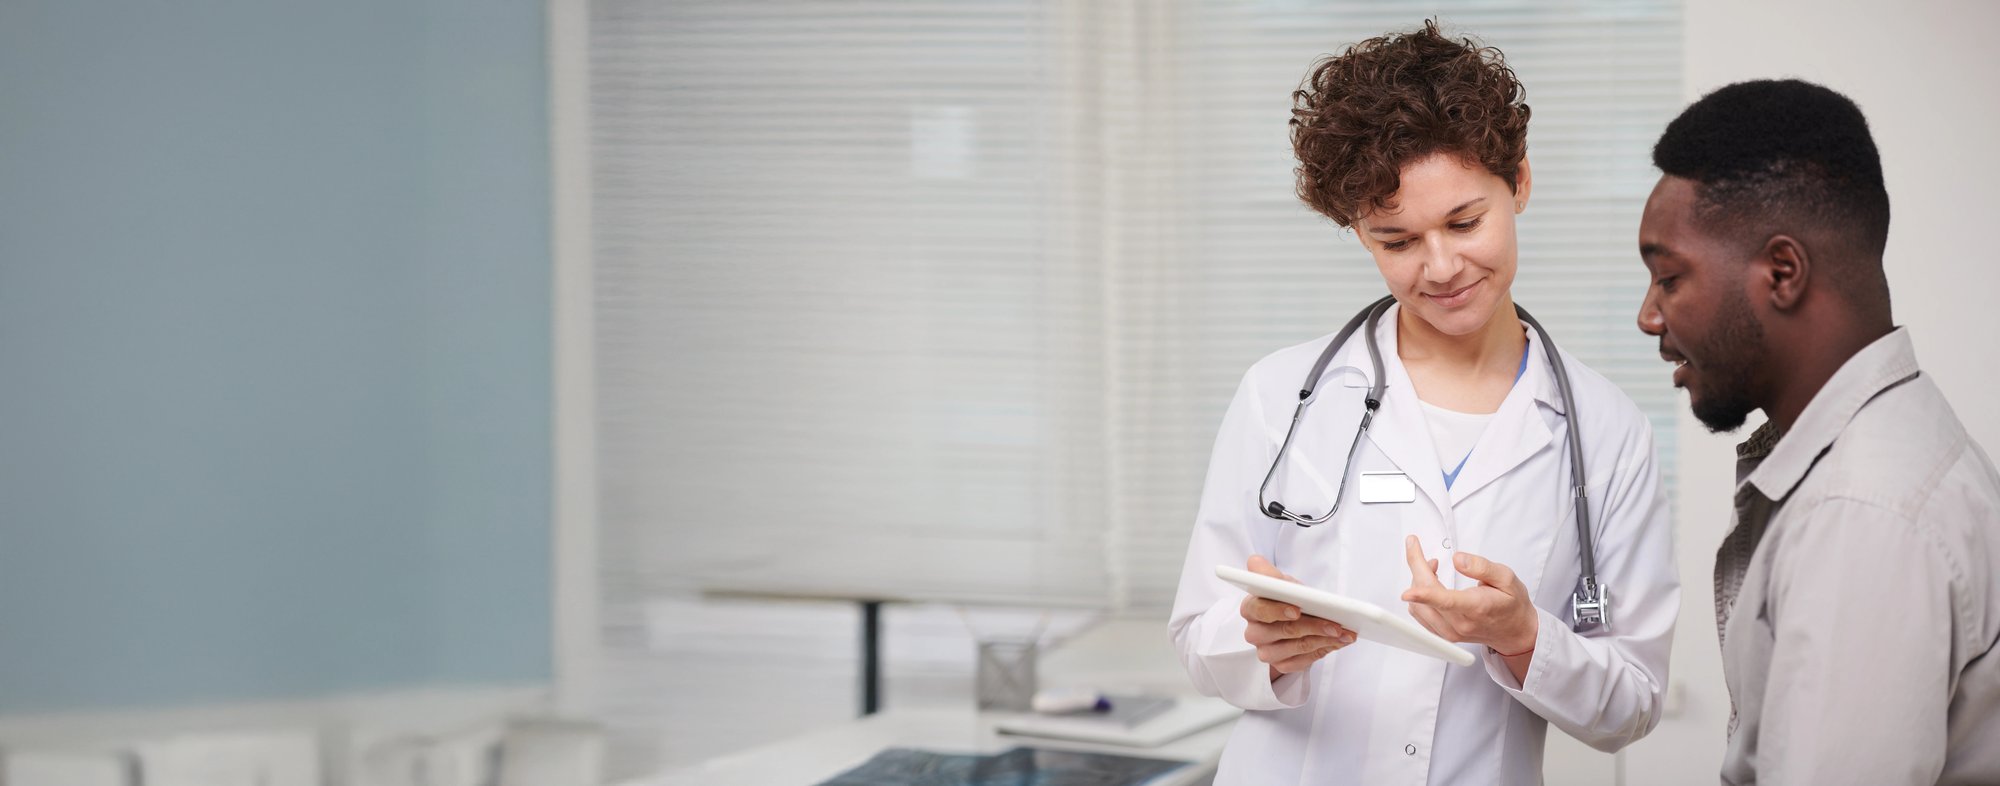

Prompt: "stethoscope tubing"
[1254,295,1606,631]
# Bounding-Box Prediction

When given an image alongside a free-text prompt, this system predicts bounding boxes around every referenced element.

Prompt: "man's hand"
[1239,555,1356,680]
[1399,535,1539,658]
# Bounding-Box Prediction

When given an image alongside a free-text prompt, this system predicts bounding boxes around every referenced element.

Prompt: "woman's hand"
[1239,555,1357,681]
[1399,535,1539,669]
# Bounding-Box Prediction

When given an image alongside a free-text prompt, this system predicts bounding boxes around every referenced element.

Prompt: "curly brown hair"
[1290,20,1530,227]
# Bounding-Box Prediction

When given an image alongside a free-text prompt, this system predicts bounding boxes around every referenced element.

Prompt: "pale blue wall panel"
[0,0,551,711]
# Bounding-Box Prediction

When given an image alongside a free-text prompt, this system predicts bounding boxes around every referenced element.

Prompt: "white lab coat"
[1169,304,1679,785]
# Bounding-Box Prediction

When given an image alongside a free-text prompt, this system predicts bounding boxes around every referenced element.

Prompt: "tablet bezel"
[1213,565,1477,668]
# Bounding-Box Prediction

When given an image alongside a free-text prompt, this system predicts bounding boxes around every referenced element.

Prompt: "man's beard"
[1689,290,1766,433]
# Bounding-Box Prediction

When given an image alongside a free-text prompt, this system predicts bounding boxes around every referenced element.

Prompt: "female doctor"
[1169,22,1679,785]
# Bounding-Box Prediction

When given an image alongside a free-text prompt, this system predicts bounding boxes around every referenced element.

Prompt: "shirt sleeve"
[1167,370,1311,711]
[1753,497,1953,784]
[1478,412,1680,752]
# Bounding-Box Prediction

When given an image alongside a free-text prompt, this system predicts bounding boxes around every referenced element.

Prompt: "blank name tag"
[1357,472,1416,504]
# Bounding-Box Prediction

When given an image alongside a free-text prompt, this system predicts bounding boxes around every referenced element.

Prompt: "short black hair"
[1653,79,1891,273]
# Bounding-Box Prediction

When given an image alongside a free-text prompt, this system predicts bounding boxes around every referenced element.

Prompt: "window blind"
[591,0,1115,612]
[589,0,1682,629]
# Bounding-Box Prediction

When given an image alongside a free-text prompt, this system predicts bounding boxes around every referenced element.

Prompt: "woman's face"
[1353,152,1531,338]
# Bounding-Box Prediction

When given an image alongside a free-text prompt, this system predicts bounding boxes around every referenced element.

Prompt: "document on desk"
[992,695,1239,748]
[815,746,1190,786]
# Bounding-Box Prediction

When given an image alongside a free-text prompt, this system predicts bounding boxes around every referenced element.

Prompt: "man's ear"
[1761,234,1810,312]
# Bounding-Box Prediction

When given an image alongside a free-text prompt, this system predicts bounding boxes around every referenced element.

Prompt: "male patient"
[1636,79,2000,783]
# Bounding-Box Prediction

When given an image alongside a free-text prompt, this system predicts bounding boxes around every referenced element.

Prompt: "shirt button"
[1404,743,1416,756]
[1441,537,1454,550]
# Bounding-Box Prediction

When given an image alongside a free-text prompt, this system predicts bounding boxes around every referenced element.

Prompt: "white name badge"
[1357,471,1416,504]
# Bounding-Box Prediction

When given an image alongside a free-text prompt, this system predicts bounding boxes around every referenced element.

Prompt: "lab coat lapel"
[1446,326,1560,503]
[1365,307,1451,512]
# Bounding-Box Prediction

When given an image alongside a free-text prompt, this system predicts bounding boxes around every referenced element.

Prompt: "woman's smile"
[1423,278,1484,309]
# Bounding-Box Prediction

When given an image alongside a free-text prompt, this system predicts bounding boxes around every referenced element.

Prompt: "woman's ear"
[1512,157,1533,213]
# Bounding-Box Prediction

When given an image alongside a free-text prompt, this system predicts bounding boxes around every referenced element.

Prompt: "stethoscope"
[1256,294,1609,633]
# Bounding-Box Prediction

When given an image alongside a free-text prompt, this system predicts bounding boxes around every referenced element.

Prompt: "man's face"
[1636,176,1767,432]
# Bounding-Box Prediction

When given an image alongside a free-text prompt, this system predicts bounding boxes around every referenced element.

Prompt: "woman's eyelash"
[1380,217,1480,251]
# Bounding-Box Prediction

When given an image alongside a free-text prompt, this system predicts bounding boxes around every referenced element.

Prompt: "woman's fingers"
[1245,554,1298,583]
[1404,535,1442,588]
[1271,644,1342,674]
[1240,594,1302,624]
[1272,636,1352,672]
[1253,634,1334,665]
[1270,651,1325,674]
[1408,600,1465,642]
[1233,555,1358,674]
[1454,551,1522,593]
[1252,621,1358,665]
[1245,616,1348,645]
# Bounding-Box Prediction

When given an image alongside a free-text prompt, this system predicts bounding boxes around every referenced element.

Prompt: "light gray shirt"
[1715,328,2000,785]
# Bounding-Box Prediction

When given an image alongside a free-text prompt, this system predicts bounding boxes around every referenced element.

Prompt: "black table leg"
[860,599,883,716]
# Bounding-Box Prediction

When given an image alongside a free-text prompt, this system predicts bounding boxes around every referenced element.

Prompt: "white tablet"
[1214,565,1476,668]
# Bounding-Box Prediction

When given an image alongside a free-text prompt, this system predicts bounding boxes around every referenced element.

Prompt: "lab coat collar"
[1367,308,1451,511]
[1444,323,1560,503]
[1740,327,1921,502]
[1317,301,1566,414]
[1338,302,1564,509]
[1522,324,1567,416]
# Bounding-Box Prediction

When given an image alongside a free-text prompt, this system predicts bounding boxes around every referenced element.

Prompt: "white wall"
[1623,2,2000,783]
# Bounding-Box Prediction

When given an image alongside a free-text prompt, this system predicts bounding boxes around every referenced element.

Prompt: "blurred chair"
[495,720,603,786]
[130,729,318,786]
[0,748,133,786]
[349,724,500,786]
[348,717,603,786]
[346,731,428,786]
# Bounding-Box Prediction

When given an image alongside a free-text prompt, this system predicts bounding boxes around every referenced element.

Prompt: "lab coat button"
[1441,537,1454,550]
[1404,743,1416,756]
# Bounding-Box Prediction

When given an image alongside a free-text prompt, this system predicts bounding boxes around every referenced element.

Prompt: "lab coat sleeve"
[1479,413,1680,752]
[1167,369,1312,711]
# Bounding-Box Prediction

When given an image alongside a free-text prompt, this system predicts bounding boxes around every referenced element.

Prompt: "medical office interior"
[2,1,1996,784]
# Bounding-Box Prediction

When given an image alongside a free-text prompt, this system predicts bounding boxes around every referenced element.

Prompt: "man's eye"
[1655,276,1676,292]
[1382,239,1413,252]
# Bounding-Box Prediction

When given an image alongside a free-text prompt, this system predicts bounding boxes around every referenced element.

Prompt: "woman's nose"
[1421,239,1462,283]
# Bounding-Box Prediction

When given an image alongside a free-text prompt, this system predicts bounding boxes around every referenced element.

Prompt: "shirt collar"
[1739,327,1921,501]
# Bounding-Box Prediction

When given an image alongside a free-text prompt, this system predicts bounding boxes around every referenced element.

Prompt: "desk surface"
[621,705,1231,786]
[696,552,1108,610]
[623,618,1233,786]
